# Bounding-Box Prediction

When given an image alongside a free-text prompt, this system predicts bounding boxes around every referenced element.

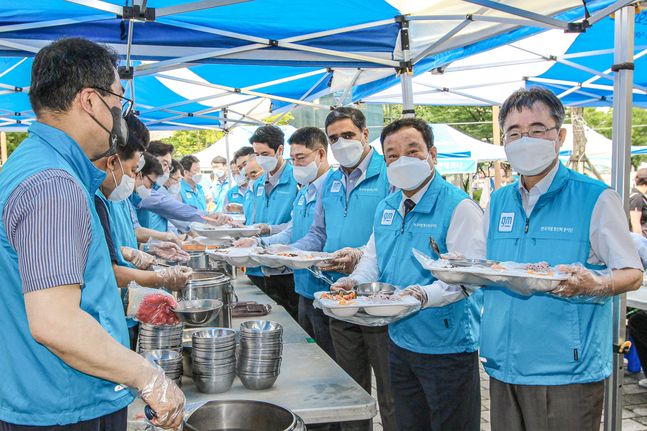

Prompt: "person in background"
[291,107,397,431]
[225,147,254,214]
[482,87,643,431]
[236,127,335,359]
[180,155,207,211]
[630,168,647,237]
[245,125,299,317]
[628,233,647,388]
[0,37,183,430]
[166,159,183,200]
[210,155,230,212]
[334,118,484,430]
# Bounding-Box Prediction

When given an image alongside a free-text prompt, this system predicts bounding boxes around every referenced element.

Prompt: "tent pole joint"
[118,66,134,80]
[269,39,279,47]
[611,62,635,72]
[396,61,413,76]
[121,5,156,21]
[566,20,590,33]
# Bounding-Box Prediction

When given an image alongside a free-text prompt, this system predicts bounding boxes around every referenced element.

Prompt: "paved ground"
[371,366,647,431]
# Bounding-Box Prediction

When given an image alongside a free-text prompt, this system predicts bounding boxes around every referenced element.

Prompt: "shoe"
[638,378,647,389]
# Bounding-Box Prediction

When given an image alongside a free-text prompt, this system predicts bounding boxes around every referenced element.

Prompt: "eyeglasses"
[503,125,559,143]
[94,87,134,117]
[292,150,318,164]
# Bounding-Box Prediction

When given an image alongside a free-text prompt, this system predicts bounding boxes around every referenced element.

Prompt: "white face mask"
[192,173,203,184]
[256,155,278,173]
[167,183,181,195]
[107,158,135,201]
[136,184,152,200]
[293,160,319,185]
[155,173,169,187]
[234,172,247,186]
[214,169,226,179]
[387,155,433,191]
[331,138,364,168]
[505,136,558,176]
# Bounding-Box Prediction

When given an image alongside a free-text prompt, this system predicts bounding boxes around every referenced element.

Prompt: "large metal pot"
[188,251,234,277]
[179,271,235,328]
[187,400,306,431]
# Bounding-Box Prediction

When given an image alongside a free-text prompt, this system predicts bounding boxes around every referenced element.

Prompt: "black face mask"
[89,92,129,162]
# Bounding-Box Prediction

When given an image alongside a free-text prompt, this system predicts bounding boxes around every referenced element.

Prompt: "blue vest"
[245,163,298,277]
[96,192,138,269]
[134,186,169,233]
[291,172,331,299]
[180,179,207,211]
[321,152,390,282]
[0,122,133,425]
[482,163,610,385]
[227,185,246,206]
[211,178,230,212]
[374,174,481,354]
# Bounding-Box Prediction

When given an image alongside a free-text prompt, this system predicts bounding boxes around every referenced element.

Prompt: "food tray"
[413,248,567,296]
[251,247,333,269]
[206,247,259,267]
[190,222,260,239]
[313,291,421,326]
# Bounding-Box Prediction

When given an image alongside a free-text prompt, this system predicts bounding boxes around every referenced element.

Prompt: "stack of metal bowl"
[138,323,184,354]
[142,349,183,386]
[191,328,237,393]
[237,320,283,390]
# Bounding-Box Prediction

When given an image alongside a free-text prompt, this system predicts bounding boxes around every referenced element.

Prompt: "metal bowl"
[186,400,304,431]
[355,282,396,296]
[240,320,283,334]
[192,327,236,341]
[173,299,223,325]
[193,372,236,394]
[238,373,279,390]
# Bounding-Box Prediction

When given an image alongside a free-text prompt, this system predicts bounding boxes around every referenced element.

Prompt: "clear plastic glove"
[225,203,243,213]
[138,362,185,430]
[121,246,156,270]
[154,266,193,291]
[330,277,358,292]
[233,237,259,248]
[147,239,190,263]
[254,223,271,236]
[202,213,232,226]
[552,264,614,297]
[319,247,364,274]
[401,285,428,305]
[159,232,184,247]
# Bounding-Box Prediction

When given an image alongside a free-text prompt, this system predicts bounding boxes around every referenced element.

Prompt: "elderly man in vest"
[0,38,184,430]
[482,87,643,430]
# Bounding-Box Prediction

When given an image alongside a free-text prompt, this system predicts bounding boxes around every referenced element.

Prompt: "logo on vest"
[257,187,263,197]
[330,180,342,193]
[185,192,192,199]
[498,212,515,232]
[381,209,396,225]
[298,196,305,206]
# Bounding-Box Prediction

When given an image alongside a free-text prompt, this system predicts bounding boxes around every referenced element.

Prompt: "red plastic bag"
[136,293,180,326]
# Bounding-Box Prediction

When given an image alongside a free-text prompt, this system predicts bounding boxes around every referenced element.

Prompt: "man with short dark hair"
[0,37,184,430]
[180,155,207,211]
[210,155,230,212]
[630,168,647,237]
[483,87,643,430]
[335,118,484,430]
[244,125,299,316]
[293,107,397,431]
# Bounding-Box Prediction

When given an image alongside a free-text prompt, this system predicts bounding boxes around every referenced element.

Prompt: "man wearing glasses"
[0,38,184,430]
[482,87,643,430]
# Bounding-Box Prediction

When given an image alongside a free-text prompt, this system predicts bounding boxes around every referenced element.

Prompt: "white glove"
[137,361,185,430]
[553,264,614,297]
[319,247,364,274]
[400,285,428,305]
[330,277,358,292]
[121,246,156,270]
[147,239,190,263]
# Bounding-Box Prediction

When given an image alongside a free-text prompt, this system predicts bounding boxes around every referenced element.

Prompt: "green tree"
[6,132,28,157]
[264,111,295,126]
[161,129,225,158]
[583,107,647,166]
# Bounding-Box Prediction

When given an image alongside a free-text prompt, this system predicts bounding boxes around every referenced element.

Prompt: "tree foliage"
[161,129,225,158]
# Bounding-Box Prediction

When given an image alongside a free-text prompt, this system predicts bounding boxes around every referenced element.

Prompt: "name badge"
[298,196,305,206]
[257,187,263,197]
[381,209,396,226]
[498,212,515,232]
[185,192,192,199]
[330,181,342,193]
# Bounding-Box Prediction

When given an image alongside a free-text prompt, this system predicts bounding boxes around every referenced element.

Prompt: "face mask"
[387,155,433,191]
[256,155,278,173]
[89,93,128,162]
[234,173,247,186]
[214,169,226,179]
[107,158,135,201]
[136,184,152,199]
[167,183,181,195]
[192,173,203,184]
[504,136,558,176]
[331,138,364,168]
[293,160,319,185]
[156,173,169,187]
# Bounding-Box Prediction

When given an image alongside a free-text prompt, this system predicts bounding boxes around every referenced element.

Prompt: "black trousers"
[298,296,336,360]
[629,310,647,374]
[0,408,127,431]
[389,341,480,431]
[248,274,299,320]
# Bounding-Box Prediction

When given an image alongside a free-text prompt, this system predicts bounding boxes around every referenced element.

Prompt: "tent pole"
[492,106,502,190]
[605,4,635,431]
[398,16,414,119]
[223,108,231,174]
[1,131,6,164]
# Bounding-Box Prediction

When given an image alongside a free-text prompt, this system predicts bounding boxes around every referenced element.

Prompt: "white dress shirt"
[350,174,486,308]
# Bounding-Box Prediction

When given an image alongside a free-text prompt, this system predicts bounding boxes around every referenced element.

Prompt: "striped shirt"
[3,169,92,293]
